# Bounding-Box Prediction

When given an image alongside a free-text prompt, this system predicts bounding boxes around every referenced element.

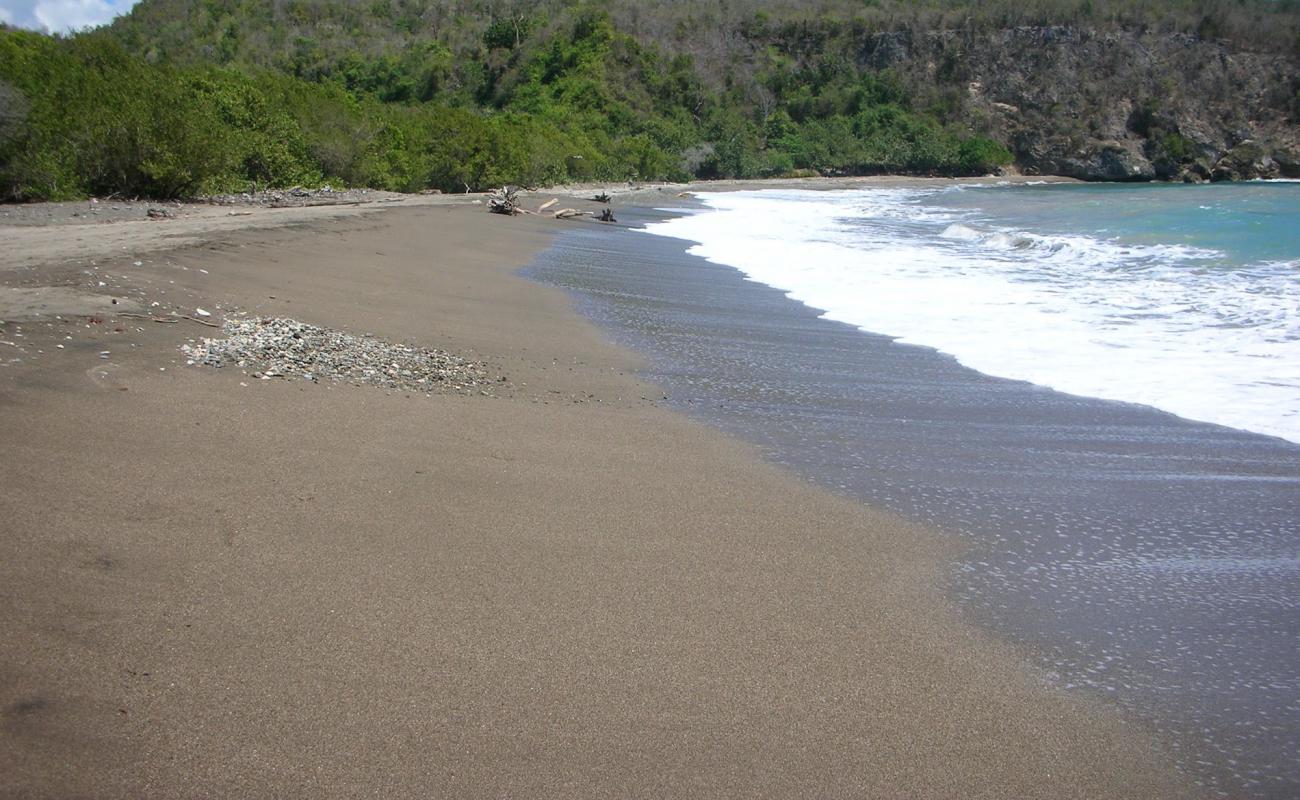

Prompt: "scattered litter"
[182,317,494,394]
[194,308,211,317]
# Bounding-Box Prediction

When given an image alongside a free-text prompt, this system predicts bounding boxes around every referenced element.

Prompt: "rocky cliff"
[860,27,1299,181]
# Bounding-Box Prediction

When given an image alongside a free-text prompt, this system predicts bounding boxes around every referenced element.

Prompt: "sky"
[0,0,139,33]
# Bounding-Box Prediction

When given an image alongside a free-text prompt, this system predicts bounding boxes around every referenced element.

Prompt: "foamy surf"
[641,184,1300,444]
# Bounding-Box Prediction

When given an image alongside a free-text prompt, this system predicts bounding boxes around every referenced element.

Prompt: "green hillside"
[1,0,1297,200]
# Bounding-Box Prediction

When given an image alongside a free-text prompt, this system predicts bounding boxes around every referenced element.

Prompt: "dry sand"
[1,197,1198,798]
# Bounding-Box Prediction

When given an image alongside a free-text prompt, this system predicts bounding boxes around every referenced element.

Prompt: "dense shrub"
[1,4,1039,200]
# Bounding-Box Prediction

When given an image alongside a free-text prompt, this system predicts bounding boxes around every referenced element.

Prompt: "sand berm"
[1,187,1200,798]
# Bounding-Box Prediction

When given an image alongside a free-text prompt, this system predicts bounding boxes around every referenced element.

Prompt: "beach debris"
[487,186,522,215]
[194,308,211,317]
[591,192,612,203]
[182,316,492,394]
[597,208,617,223]
[553,209,588,220]
[120,312,219,327]
[146,208,174,220]
[538,198,559,213]
[202,186,399,209]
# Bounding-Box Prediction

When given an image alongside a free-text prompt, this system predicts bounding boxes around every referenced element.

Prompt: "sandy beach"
[1,193,1200,797]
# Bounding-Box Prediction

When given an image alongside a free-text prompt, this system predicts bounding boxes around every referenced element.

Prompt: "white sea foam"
[643,189,1300,444]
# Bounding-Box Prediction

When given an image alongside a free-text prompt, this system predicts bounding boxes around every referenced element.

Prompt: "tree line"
[4,0,1295,201]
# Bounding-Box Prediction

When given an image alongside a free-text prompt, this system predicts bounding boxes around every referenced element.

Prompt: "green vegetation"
[0,24,653,199]
[2,0,1296,200]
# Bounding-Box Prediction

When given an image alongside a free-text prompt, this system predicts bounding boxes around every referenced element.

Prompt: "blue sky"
[0,0,139,32]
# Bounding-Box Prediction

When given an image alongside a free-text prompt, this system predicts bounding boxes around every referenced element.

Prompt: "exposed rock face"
[1036,140,1158,182]
[858,27,1299,181]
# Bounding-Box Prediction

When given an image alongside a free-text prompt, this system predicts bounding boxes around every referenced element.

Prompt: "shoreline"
[2,196,1200,796]
[532,200,1300,797]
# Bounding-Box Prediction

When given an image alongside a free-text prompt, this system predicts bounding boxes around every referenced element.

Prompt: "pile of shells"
[183,316,493,394]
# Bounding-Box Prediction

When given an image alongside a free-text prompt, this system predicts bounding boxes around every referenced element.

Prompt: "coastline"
[532,199,1300,797]
[2,193,1199,796]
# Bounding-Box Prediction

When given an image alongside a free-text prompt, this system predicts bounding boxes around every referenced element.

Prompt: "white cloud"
[0,0,139,32]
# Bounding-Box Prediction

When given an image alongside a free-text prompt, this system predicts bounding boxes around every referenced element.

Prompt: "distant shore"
[0,173,1078,265]
[1,186,1198,797]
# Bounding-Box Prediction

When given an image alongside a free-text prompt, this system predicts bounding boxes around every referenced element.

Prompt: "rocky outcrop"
[858,27,1299,181]
[1027,140,1157,182]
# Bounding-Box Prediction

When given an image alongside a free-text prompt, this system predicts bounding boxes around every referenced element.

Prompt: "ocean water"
[641,182,1300,443]
[526,185,1300,798]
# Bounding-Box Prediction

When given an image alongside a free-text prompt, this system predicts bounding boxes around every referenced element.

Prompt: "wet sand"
[2,201,1198,797]
[533,205,1300,797]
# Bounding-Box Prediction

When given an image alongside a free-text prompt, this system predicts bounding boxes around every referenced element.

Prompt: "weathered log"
[597,208,617,223]
[487,186,521,215]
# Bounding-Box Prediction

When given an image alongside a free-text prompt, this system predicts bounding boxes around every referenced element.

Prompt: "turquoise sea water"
[644,181,1300,443]
[939,181,1300,264]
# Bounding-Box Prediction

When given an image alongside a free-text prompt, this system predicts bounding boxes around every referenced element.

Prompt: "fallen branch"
[119,313,179,324]
[120,312,220,328]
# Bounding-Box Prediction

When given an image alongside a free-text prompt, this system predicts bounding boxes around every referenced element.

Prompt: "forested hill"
[1,1,1298,201]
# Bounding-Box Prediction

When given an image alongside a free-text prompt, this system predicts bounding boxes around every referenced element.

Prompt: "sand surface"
[2,198,1196,798]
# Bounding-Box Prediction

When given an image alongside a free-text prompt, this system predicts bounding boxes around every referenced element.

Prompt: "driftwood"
[120,312,221,328]
[487,186,521,215]
[120,313,178,324]
[488,188,615,223]
[591,192,611,203]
